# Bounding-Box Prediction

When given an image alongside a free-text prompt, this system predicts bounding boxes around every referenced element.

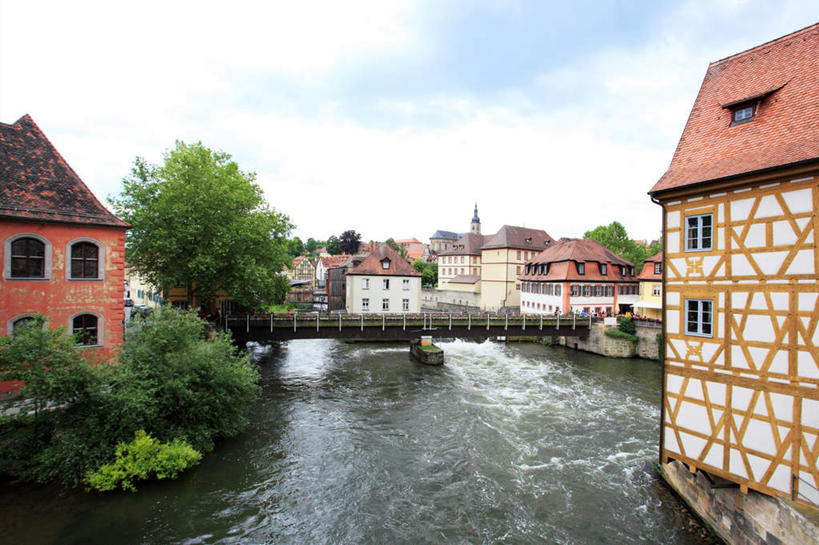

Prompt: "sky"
[1,1,817,245]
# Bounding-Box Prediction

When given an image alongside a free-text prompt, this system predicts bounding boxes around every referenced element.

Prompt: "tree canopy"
[326,235,341,255]
[385,237,408,258]
[583,221,661,270]
[112,141,293,310]
[412,258,437,287]
[338,230,361,254]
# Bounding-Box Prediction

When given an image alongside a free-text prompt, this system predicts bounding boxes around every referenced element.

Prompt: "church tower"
[470,203,481,235]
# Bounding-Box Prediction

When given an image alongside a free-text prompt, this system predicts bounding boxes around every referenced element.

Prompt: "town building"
[518,238,637,316]
[0,114,129,385]
[315,254,352,288]
[480,225,554,311]
[633,251,662,320]
[126,271,162,308]
[285,256,316,287]
[429,230,460,253]
[649,24,819,506]
[345,243,421,313]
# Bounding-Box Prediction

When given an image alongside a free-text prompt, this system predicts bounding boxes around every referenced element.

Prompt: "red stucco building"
[1,115,129,391]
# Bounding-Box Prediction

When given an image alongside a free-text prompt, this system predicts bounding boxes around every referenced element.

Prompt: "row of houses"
[429,206,663,317]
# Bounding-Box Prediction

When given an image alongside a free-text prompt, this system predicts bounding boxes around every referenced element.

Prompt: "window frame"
[654,262,662,275]
[382,279,390,290]
[600,263,607,276]
[402,298,409,311]
[362,278,369,290]
[577,263,585,275]
[66,238,105,281]
[5,233,53,281]
[382,298,390,311]
[684,299,713,338]
[685,213,713,252]
[361,298,369,311]
[731,104,755,126]
[70,312,103,347]
[402,279,410,290]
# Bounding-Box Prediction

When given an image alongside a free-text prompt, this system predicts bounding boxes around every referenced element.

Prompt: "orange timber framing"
[657,164,819,506]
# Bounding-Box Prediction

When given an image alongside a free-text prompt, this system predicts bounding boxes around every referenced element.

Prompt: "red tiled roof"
[637,251,663,281]
[0,114,129,228]
[519,238,635,282]
[320,254,352,268]
[651,24,819,195]
[346,243,421,277]
[405,245,426,261]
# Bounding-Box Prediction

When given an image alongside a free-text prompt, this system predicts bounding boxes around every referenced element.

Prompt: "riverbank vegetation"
[0,310,259,491]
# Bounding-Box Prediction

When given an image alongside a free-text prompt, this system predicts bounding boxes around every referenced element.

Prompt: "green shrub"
[604,329,638,342]
[85,430,201,492]
[618,316,637,335]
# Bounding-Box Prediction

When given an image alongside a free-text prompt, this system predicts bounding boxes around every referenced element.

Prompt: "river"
[0,339,713,544]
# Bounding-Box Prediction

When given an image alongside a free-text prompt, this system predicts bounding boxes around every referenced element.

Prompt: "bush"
[604,329,639,342]
[618,316,637,335]
[85,430,201,492]
[0,309,259,489]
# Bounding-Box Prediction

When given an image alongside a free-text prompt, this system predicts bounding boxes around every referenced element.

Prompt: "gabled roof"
[482,225,554,251]
[292,256,315,268]
[527,238,633,267]
[319,254,352,269]
[651,23,819,195]
[0,114,129,228]
[430,230,460,240]
[439,233,487,256]
[405,245,427,261]
[637,251,663,281]
[346,243,421,277]
[448,274,480,285]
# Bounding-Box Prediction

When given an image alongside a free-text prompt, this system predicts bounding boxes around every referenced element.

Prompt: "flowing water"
[0,340,711,544]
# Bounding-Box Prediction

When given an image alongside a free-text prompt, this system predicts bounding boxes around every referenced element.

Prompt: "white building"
[345,243,422,313]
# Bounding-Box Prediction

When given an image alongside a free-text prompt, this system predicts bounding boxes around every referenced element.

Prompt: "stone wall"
[660,460,819,545]
[559,322,661,360]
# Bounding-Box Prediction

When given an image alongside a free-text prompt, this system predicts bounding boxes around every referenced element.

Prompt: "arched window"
[11,237,45,278]
[72,314,99,346]
[70,242,99,279]
[9,315,38,335]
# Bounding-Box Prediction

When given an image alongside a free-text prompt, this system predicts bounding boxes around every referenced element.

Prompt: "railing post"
[403,314,406,331]
[573,313,576,330]
[468,313,471,330]
[523,314,526,331]
[316,312,319,332]
[557,314,560,330]
[382,314,385,331]
[505,313,508,331]
[246,314,250,333]
[294,313,297,332]
[487,313,490,330]
[449,313,452,331]
[338,313,341,331]
[361,314,364,332]
[225,315,228,332]
[539,314,543,331]
[589,314,592,329]
[270,314,273,333]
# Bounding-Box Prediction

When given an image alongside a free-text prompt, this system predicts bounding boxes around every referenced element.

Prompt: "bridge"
[226,312,594,345]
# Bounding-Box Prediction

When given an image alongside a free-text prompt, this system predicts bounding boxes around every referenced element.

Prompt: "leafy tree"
[305,237,319,254]
[412,258,438,287]
[385,237,408,258]
[288,237,304,257]
[338,230,361,254]
[584,221,658,270]
[326,235,341,255]
[111,141,294,311]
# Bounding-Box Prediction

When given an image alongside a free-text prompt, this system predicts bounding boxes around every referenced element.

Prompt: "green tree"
[338,230,361,254]
[326,235,341,255]
[412,258,438,287]
[305,237,319,254]
[584,221,656,270]
[385,237,408,258]
[111,141,294,311]
[288,237,304,257]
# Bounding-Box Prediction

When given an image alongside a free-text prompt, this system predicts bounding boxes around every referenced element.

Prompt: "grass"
[417,344,441,351]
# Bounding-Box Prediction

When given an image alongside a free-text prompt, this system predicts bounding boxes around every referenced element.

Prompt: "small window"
[731,105,754,125]
[382,279,390,290]
[70,242,99,279]
[629,267,635,277]
[555,284,561,296]
[654,262,662,275]
[10,315,36,335]
[402,298,409,311]
[685,299,713,337]
[686,214,713,251]
[11,237,45,278]
[72,314,99,346]
[653,286,661,297]
[382,298,390,311]
[362,298,369,311]
[600,264,607,276]
[362,278,369,290]
[381,259,390,270]
[577,263,585,275]
[403,279,410,290]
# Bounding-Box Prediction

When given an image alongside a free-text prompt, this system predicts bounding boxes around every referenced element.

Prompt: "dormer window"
[381,259,390,270]
[577,263,585,275]
[731,103,755,126]
[600,263,607,276]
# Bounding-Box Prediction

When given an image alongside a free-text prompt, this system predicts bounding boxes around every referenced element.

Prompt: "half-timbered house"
[649,24,819,505]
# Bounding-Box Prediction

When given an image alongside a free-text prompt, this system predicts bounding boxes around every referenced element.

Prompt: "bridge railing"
[226,312,596,334]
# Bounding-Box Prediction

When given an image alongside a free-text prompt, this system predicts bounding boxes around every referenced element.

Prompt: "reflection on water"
[0,339,709,544]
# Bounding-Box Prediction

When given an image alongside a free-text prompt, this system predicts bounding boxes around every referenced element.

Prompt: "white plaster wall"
[520,293,562,313]
[346,275,421,313]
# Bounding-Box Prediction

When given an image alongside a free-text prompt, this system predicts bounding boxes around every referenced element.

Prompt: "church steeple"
[470,203,481,234]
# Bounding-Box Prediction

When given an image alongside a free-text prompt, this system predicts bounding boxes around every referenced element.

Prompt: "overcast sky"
[1,1,817,244]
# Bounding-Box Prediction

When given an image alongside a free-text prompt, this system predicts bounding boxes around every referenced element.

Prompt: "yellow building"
[286,256,316,287]
[633,251,662,320]
[650,25,819,506]
[480,226,554,311]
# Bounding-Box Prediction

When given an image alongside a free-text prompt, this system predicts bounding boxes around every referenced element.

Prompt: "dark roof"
[439,233,487,256]
[482,225,554,250]
[430,230,460,240]
[650,23,819,195]
[346,243,421,277]
[0,114,129,228]
[448,274,480,285]
[519,238,636,283]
